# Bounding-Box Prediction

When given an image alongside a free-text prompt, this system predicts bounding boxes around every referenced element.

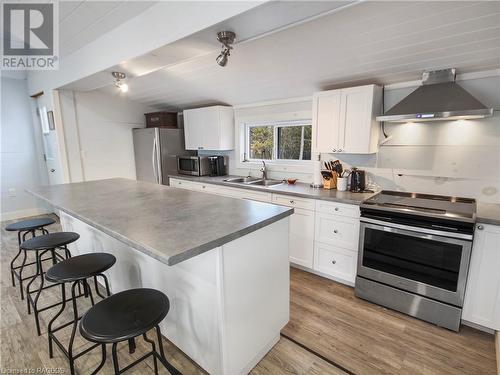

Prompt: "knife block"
[322,171,337,190]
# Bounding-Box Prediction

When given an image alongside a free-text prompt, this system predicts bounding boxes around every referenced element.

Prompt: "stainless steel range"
[355,191,476,331]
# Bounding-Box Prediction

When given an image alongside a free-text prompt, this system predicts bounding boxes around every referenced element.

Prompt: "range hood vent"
[377,69,493,122]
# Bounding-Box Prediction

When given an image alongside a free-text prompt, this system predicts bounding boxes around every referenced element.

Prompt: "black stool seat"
[21,232,80,251]
[46,253,116,283]
[80,288,170,343]
[6,217,55,231]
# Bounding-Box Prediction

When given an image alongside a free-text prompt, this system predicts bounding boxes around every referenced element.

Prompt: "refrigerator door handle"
[152,136,158,183]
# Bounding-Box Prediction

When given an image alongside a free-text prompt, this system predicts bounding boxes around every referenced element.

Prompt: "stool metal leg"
[31,248,51,335]
[90,344,107,375]
[48,283,66,358]
[10,231,23,287]
[112,342,120,375]
[143,333,158,375]
[25,249,41,315]
[67,281,80,375]
[155,325,182,375]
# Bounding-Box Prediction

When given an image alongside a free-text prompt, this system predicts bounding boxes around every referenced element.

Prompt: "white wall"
[220,74,500,203]
[199,99,314,183]
[332,76,500,203]
[58,89,156,181]
[0,77,47,220]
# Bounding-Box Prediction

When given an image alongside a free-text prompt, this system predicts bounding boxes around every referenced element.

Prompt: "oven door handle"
[360,217,473,241]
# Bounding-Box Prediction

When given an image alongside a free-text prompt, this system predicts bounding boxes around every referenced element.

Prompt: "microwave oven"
[177,156,211,176]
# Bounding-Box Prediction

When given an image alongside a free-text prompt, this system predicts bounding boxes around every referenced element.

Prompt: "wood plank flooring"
[283,267,497,374]
[1,215,497,374]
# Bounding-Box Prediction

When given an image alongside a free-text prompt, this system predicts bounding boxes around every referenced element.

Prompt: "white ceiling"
[90,1,500,110]
[59,1,157,57]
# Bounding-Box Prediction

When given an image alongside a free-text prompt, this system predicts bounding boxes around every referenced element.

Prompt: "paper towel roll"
[312,152,323,187]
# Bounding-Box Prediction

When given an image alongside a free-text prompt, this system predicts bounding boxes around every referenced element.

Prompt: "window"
[245,120,312,162]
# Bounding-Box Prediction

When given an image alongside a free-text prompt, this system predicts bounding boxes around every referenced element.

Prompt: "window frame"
[243,119,312,164]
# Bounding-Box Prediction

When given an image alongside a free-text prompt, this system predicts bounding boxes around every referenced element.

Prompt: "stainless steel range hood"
[376,69,493,122]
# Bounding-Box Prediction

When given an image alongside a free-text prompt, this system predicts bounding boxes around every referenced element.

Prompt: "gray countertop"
[168,174,500,226]
[27,178,293,266]
[477,202,500,226]
[168,174,375,205]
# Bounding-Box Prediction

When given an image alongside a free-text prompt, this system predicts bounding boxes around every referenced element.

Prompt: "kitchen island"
[28,178,293,375]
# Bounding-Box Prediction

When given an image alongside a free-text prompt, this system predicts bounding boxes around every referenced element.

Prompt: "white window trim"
[243,119,312,163]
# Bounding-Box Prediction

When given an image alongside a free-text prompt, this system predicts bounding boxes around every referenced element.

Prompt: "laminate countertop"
[27,178,293,266]
[168,174,375,205]
[476,202,500,226]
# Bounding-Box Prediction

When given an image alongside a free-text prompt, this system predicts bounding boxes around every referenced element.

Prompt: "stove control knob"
[477,225,484,230]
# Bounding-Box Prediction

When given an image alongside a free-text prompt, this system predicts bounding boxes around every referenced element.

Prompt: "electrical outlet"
[8,188,16,197]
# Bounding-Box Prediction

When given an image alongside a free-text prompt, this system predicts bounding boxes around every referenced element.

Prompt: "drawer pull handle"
[202,186,206,189]
[289,200,294,204]
[334,207,339,211]
[333,229,338,234]
[331,259,336,265]
[477,225,484,230]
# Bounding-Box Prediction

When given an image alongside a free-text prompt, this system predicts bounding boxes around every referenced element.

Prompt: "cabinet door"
[314,241,357,285]
[339,86,373,153]
[462,224,500,330]
[289,208,315,268]
[200,108,221,150]
[183,110,204,150]
[313,91,342,153]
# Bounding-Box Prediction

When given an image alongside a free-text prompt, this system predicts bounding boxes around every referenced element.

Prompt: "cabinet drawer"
[170,178,199,190]
[218,186,272,203]
[315,200,359,218]
[314,242,357,285]
[272,194,315,210]
[315,212,359,250]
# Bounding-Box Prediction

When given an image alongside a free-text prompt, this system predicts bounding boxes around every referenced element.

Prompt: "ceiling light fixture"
[216,31,236,67]
[112,71,128,93]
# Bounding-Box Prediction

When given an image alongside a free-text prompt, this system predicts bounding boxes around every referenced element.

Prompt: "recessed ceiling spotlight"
[112,71,128,92]
[216,31,236,67]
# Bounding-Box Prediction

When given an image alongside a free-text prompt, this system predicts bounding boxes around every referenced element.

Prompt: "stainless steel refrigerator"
[133,128,187,185]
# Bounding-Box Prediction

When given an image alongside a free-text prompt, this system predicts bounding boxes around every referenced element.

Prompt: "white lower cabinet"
[170,177,360,286]
[314,212,359,250]
[462,224,500,330]
[313,242,357,285]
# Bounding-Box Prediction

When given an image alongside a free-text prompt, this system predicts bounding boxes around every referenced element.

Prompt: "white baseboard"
[0,207,52,222]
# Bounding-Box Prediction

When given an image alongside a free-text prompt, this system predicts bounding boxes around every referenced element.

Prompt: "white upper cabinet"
[462,224,500,330]
[183,106,234,151]
[313,84,382,154]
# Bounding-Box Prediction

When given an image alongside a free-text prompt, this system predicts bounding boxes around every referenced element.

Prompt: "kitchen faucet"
[260,160,267,180]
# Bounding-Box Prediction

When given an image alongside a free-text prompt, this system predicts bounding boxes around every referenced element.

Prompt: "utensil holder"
[337,177,348,191]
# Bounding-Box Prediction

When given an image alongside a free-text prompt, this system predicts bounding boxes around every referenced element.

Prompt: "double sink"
[223,177,283,187]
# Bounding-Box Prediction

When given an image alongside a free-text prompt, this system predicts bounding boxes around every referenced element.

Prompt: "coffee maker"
[350,168,366,192]
[208,156,228,176]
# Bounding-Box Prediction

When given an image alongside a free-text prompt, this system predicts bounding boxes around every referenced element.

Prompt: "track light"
[112,71,128,92]
[216,31,236,67]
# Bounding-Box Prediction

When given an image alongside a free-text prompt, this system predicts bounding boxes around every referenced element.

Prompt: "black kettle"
[350,168,366,192]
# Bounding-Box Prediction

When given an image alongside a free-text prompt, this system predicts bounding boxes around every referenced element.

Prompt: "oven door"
[357,218,472,306]
[177,157,200,176]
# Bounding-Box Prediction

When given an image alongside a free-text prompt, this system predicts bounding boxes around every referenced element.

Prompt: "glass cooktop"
[361,190,476,222]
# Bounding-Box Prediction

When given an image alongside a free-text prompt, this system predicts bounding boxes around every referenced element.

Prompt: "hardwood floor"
[283,267,497,374]
[1,215,497,374]
[0,216,345,375]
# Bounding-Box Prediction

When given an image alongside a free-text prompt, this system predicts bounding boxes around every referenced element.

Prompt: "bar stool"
[5,217,56,300]
[21,232,80,335]
[46,252,115,375]
[79,288,182,375]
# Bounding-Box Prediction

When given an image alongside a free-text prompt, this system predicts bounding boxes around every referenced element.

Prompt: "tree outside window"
[246,121,312,161]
